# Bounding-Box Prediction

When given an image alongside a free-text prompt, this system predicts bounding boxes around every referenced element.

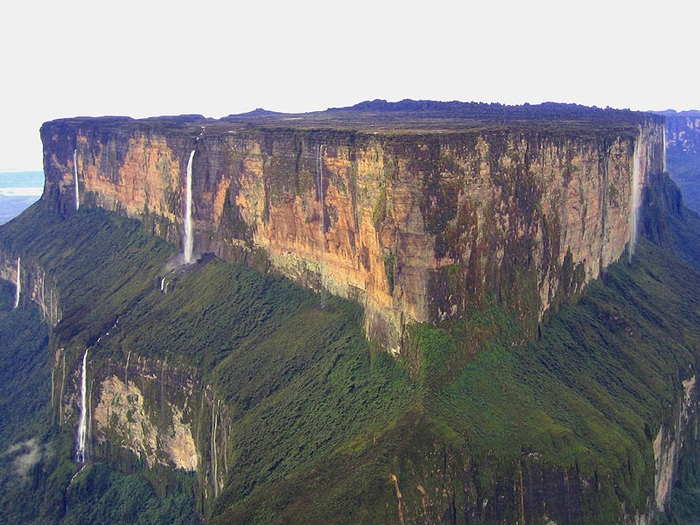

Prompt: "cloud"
[3,438,43,481]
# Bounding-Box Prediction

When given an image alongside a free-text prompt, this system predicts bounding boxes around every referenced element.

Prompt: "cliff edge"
[40,101,665,351]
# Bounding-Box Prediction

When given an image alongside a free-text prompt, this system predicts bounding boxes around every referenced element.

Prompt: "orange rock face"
[40,108,666,351]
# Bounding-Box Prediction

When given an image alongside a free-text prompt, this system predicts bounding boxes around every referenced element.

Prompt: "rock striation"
[40,101,666,351]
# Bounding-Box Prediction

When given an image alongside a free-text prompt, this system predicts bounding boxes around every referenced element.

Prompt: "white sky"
[1,0,696,171]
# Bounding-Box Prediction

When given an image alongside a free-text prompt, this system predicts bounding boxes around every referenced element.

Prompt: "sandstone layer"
[40,102,666,350]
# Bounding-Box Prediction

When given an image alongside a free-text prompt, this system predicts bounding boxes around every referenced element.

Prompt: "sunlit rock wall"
[40,108,665,350]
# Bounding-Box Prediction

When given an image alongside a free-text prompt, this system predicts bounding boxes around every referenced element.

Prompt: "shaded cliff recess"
[0,101,697,523]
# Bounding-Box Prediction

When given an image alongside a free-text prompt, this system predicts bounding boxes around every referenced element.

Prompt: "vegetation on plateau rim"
[0,186,698,523]
[45,99,658,140]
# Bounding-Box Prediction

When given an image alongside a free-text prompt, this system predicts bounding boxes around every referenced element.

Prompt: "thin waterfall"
[183,149,196,264]
[628,137,642,263]
[76,349,89,463]
[316,144,325,231]
[73,149,80,211]
[599,161,609,272]
[211,399,219,497]
[662,127,667,173]
[13,257,20,309]
[316,145,328,307]
[125,350,131,386]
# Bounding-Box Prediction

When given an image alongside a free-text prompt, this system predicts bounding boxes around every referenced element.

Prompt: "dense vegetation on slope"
[0,171,698,523]
[0,206,200,524]
[207,240,699,524]
[0,203,417,523]
[0,287,51,524]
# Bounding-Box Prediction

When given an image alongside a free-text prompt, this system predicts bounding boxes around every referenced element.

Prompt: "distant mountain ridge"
[652,110,700,214]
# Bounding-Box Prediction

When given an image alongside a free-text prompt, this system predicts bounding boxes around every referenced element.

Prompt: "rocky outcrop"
[50,343,230,506]
[40,103,665,350]
[653,374,697,514]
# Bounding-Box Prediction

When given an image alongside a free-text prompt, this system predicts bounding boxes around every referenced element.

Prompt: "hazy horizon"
[0,171,44,225]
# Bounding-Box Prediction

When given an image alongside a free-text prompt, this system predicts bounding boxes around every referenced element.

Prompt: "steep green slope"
[210,238,698,524]
[0,202,418,523]
[0,183,698,523]
[0,294,51,524]
[0,204,202,524]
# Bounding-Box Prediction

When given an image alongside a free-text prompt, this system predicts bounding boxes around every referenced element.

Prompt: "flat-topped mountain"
[3,101,698,524]
[40,101,665,351]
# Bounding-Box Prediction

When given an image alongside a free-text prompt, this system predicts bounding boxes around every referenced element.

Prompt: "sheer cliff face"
[40,109,665,350]
[661,111,700,214]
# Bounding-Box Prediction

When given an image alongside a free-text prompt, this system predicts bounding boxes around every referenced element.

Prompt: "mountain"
[654,110,700,214]
[0,101,698,523]
[39,102,664,350]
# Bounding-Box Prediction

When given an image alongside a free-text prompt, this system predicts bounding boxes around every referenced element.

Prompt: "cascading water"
[316,144,328,308]
[183,149,196,264]
[316,144,325,231]
[662,127,667,173]
[211,399,220,496]
[73,149,80,211]
[628,137,642,263]
[13,257,20,309]
[76,349,89,463]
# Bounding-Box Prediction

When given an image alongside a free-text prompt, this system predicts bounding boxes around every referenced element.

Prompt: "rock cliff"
[1,98,699,522]
[40,102,665,351]
[656,109,700,214]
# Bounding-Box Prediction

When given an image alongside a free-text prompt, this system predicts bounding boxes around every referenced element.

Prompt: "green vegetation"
[62,464,197,525]
[0,202,418,522]
[207,239,699,523]
[0,170,698,523]
[0,298,51,524]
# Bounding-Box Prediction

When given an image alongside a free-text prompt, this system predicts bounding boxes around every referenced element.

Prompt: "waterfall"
[211,399,219,496]
[76,349,89,463]
[73,149,80,211]
[125,350,131,386]
[662,127,667,173]
[13,257,20,309]
[183,149,196,264]
[316,145,328,307]
[628,137,642,263]
[316,144,325,232]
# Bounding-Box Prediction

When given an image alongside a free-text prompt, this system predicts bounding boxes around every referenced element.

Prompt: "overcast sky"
[1,0,696,171]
